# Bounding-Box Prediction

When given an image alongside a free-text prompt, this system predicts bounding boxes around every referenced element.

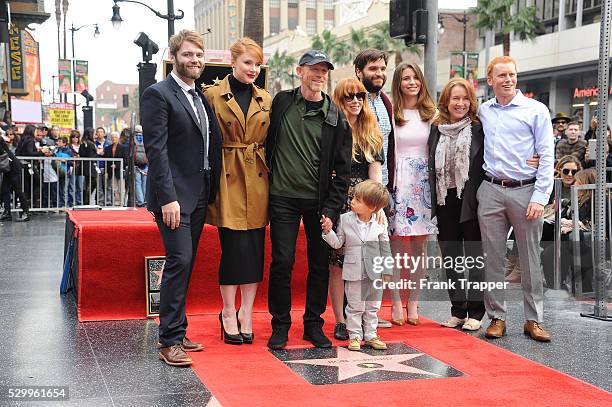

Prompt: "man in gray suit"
[322,180,392,351]
[477,56,554,342]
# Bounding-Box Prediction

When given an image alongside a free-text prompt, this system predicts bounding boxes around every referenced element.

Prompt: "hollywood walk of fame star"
[286,346,441,382]
[212,76,223,85]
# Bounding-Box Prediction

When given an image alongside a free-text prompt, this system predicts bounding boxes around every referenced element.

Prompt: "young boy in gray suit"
[322,180,392,351]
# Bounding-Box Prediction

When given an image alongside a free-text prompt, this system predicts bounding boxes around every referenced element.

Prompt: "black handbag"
[0,152,10,173]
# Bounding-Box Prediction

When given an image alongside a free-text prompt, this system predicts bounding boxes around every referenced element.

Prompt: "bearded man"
[141,29,222,366]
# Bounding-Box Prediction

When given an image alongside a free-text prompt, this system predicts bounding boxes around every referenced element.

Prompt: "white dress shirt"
[478,90,554,205]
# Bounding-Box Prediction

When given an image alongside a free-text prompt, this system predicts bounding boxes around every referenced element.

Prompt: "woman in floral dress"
[388,62,438,325]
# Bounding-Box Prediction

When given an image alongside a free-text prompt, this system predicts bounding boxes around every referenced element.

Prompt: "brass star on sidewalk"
[286,346,441,382]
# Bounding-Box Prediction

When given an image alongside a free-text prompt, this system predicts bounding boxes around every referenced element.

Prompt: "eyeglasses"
[562,168,578,176]
[344,92,366,102]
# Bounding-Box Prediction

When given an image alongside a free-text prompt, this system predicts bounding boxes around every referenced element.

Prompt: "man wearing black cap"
[266,50,352,350]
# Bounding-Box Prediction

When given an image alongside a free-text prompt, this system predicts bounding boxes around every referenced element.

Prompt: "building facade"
[94,81,138,132]
[194,0,244,51]
[474,0,608,129]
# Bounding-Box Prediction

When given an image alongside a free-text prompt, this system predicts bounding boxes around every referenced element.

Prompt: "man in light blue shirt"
[477,56,554,343]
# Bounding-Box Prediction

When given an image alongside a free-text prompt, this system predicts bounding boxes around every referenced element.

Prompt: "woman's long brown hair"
[391,62,436,126]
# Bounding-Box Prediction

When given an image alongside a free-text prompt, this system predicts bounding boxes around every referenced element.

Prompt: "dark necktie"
[188,88,209,169]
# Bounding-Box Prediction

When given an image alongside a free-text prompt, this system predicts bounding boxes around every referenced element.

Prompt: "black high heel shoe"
[236,311,254,344]
[219,313,243,345]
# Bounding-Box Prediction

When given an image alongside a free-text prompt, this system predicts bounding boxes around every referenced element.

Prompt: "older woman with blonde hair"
[328,78,384,340]
[204,37,271,345]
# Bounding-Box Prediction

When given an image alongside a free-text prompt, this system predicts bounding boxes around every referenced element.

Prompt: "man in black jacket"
[141,30,222,367]
[266,50,352,350]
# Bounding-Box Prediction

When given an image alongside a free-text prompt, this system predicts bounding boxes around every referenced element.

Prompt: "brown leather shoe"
[523,320,551,342]
[485,318,506,338]
[182,337,204,352]
[158,344,193,366]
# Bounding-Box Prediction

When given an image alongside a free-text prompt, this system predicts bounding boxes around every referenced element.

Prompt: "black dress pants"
[436,188,485,320]
[1,171,29,212]
[156,177,209,347]
[268,195,330,332]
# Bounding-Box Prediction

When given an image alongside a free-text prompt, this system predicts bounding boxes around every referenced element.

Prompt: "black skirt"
[218,227,265,285]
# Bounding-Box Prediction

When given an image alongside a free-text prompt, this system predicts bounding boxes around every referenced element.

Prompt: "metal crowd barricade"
[569,182,612,297]
[8,156,125,212]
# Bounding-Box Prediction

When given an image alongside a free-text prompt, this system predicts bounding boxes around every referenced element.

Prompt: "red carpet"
[182,309,612,407]
[67,209,309,321]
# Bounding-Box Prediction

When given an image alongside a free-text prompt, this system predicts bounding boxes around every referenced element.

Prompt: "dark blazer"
[79,141,98,177]
[15,135,43,157]
[103,143,128,179]
[0,139,22,172]
[428,122,485,223]
[141,74,222,214]
[265,88,352,224]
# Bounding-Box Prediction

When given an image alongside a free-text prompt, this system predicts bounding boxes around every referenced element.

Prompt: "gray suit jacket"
[323,211,393,281]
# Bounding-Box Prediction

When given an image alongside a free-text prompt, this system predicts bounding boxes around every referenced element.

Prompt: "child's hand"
[320,215,332,233]
[383,274,392,283]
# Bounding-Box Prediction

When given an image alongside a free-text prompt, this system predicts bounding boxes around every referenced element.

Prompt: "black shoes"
[334,323,349,340]
[236,311,254,344]
[267,330,288,350]
[0,210,11,221]
[303,327,332,348]
[219,313,243,345]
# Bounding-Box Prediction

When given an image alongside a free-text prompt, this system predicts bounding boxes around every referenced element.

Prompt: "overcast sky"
[33,0,475,104]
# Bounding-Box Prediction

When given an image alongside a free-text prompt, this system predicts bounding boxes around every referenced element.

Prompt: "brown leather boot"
[182,337,204,352]
[158,344,193,366]
[485,318,506,338]
[524,321,551,342]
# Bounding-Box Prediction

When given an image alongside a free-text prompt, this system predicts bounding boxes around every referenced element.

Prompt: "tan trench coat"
[203,75,272,230]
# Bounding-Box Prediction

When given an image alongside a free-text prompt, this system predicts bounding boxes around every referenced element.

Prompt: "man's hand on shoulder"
[526,202,544,220]
[162,201,181,230]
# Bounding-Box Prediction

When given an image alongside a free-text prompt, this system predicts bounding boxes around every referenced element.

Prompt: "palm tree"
[311,30,351,92]
[474,0,543,56]
[242,0,263,46]
[267,49,296,95]
[369,22,421,66]
[349,28,369,59]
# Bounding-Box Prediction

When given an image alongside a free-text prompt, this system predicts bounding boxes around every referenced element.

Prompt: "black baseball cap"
[298,50,334,70]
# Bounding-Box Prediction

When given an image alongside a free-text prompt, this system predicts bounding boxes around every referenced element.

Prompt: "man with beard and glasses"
[353,49,399,328]
[141,29,222,366]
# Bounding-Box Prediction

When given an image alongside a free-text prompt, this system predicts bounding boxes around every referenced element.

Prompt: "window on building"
[288,0,299,30]
[270,16,280,35]
[99,93,104,99]
[324,19,334,30]
[324,0,334,10]
[270,0,280,7]
[307,0,316,9]
[113,94,117,100]
[122,94,129,108]
[306,19,316,35]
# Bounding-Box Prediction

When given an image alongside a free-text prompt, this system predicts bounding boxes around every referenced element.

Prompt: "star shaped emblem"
[286,346,441,382]
[212,76,222,85]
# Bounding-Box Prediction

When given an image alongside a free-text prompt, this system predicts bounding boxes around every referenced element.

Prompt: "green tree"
[474,0,543,56]
[369,22,421,66]
[267,49,296,94]
[242,0,264,47]
[349,28,369,60]
[311,29,351,92]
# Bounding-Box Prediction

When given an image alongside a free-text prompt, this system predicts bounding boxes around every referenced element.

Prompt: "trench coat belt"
[222,141,269,172]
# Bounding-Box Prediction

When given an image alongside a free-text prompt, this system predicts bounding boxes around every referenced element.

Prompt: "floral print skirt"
[389,156,438,237]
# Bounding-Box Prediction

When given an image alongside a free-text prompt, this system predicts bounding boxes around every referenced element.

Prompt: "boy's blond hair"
[353,180,389,212]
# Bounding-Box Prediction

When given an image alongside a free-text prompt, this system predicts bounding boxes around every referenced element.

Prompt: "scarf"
[435,117,472,206]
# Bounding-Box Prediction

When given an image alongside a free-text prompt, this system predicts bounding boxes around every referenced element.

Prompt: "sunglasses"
[344,92,366,102]
[562,168,578,176]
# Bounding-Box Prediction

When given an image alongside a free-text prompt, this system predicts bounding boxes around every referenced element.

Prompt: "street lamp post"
[70,23,100,131]
[110,0,185,41]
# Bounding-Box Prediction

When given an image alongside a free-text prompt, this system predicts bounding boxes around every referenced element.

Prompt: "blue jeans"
[135,167,147,206]
[42,182,58,208]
